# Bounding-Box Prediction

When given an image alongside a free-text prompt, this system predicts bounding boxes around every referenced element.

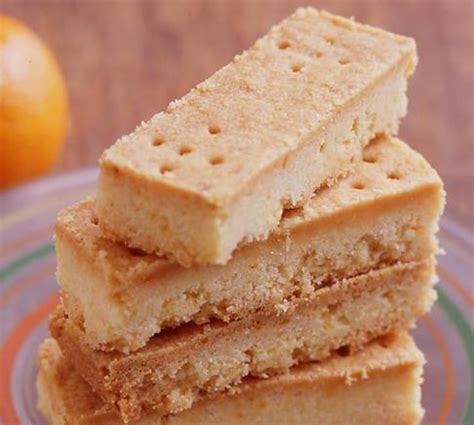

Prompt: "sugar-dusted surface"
[50,260,435,422]
[97,7,417,265]
[37,333,424,425]
[56,136,444,353]
[100,9,416,202]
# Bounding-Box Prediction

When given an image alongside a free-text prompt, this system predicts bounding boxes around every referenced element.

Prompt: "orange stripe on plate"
[422,315,454,425]
[0,293,59,425]
[438,265,474,307]
[0,227,52,259]
[0,263,55,308]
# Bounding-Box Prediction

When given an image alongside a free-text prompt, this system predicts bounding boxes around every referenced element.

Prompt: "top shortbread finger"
[97,7,417,266]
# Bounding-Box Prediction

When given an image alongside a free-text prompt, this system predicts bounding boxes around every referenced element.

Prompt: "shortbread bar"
[37,333,425,425]
[96,8,417,266]
[50,260,435,422]
[56,137,444,352]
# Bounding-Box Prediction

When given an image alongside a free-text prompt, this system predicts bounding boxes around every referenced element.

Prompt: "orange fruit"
[0,15,69,189]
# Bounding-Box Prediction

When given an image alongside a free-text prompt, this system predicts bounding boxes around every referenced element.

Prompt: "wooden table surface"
[3,0,473,231]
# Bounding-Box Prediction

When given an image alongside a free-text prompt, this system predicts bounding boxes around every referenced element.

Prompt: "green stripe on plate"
[437,289,474,425]
[0,243,54,282]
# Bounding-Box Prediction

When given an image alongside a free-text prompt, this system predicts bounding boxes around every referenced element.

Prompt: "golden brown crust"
[50,260,435,422]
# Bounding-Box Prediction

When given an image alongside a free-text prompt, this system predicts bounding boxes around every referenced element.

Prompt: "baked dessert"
[50,260,435,422]
[96,7,418,266]
[37,332,425,425]
[56,136,444,352]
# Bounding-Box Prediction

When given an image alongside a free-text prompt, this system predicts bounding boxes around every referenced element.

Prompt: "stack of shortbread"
[37,8,444,425]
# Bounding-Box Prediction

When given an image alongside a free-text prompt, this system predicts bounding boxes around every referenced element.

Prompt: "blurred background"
[1,0,473,230]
